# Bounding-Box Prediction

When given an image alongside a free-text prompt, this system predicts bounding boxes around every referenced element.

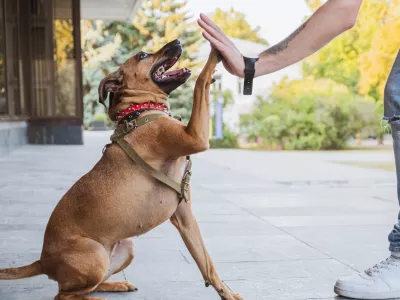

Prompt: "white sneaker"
[334,255,400,299]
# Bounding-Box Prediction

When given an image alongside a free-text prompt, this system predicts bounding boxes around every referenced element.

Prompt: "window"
[213,74,222,91]
[0,0,5,114]
[238,78,242,94]
[53,0,77,116]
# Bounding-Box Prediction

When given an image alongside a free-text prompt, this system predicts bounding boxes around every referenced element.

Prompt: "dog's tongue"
[166,68,185,76]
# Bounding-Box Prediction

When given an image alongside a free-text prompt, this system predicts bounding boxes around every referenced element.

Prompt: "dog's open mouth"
[152,52,191,84]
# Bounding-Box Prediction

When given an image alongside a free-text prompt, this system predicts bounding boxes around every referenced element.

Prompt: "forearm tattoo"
[261,19,310,56]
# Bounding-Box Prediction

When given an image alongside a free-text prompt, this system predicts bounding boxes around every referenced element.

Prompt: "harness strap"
[109,112,192,203]
[116,138,183,194]
[111,111,167,142]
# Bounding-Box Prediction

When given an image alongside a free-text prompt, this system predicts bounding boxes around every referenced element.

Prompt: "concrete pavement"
[0,131,397,300]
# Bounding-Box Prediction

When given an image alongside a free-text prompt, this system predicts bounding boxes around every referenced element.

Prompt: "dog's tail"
[0,260,42,280]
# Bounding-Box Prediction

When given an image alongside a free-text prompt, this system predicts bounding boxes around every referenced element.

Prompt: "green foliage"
[211,88,234,108]
[169,83,194,123]
[81,0,203,126]
[93,113,108,121]
[81,20,122,126]
[241,77,383,150]
[82,67,107,126]
[303,0,400,102]
[131,0,203,124]
[210,125,239,149]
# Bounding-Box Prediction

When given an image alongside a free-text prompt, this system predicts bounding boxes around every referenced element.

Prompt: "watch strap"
[243,56,259,95]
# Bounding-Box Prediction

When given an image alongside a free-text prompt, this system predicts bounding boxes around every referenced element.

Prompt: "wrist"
[254,56,267,78]
[254,58,262,78]
[254,55,280,78]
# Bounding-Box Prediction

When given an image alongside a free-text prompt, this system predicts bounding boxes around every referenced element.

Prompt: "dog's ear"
[98,69,123,108]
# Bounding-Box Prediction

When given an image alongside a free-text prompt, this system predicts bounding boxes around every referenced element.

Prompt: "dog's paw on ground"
[95,281,138,292]
[112,281,137,292]
[222,293,245,300]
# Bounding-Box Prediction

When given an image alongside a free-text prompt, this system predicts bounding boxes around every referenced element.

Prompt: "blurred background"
[1,2,400,299]
[0,0,399,154]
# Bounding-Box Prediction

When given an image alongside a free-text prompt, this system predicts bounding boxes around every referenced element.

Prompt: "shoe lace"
[365,255,400,276]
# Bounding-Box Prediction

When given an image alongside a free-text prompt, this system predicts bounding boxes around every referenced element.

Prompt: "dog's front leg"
[170,199,244,300]
[157,48,221,158]
[184,48,221,148]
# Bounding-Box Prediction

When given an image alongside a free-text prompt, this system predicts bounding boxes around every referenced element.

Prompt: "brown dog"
[0,40,244,300]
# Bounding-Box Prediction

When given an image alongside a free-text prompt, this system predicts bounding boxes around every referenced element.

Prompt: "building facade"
[0,0,141,156]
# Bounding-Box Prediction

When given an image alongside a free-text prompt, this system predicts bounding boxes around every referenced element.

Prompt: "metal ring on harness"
[179,156,192,203]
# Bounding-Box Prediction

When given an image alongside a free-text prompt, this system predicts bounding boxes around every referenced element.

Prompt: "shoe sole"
[335,285,400,299]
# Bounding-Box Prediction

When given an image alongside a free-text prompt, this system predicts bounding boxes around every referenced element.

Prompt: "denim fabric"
[384,51,400,123]
[384,50,400,252]
[389,123,400,252]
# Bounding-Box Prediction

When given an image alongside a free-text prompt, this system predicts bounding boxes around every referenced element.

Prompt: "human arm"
[197,0,363,78]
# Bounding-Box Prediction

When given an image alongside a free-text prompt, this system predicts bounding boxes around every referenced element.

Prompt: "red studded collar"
[116,102,171,124]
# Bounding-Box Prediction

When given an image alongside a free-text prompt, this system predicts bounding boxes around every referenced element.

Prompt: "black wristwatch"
[243,56,259,95]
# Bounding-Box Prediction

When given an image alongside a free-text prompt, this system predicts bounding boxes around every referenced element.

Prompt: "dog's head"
[98,39,191,118]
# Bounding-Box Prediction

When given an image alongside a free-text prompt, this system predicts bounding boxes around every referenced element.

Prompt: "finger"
[200,13,225,36]
[202,32,227,54]
[198,19,232,46]
[198,15,235,47]
[204,34,240,76]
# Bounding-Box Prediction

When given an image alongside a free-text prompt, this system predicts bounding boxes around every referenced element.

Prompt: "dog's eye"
[138,52,149,60]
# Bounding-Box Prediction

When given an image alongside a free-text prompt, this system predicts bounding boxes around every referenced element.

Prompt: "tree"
[81,20,122,126]
[303,0,400,102]
[132,0,203,123]
[358,0,400,100]
[82,0,203,124]
[304,0,322,12]
[240,77,381,150]
[210,8,268,45]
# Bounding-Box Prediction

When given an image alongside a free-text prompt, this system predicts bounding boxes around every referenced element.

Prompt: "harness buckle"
[122,119,137,134]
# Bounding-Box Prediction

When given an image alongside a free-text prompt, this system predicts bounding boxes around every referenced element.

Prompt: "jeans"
[384,50,400,252]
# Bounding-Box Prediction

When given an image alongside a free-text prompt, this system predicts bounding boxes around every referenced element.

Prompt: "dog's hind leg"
[170,196,244,300]
[109,238,135,276]
[55,295,104,300]
[51,238,110,300]
[93,281,137,292]
[93,238,137,293]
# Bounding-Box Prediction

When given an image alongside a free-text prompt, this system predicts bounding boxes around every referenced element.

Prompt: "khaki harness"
[109,112,192,203]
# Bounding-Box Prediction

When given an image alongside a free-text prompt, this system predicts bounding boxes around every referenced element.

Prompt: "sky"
[186,0,311,45]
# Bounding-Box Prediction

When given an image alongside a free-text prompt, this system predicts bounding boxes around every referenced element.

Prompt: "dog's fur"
[0,40,244,300]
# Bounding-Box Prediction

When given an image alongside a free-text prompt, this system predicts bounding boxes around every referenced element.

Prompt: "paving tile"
[0,134,397,300]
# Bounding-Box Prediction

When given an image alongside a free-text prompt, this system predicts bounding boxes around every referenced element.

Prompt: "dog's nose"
[163,39,182,56]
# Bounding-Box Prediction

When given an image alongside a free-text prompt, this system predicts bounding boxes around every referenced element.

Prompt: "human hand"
[197,13,245,78]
